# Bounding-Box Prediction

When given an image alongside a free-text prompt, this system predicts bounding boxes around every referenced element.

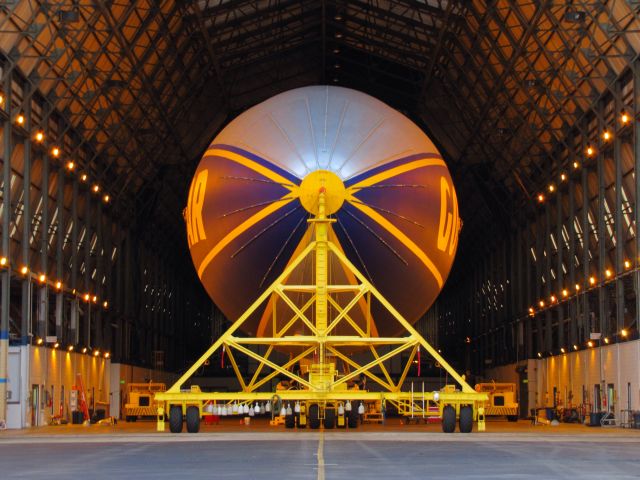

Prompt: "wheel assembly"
[169,405,183,433]
[442,405,456,433]
[186,405,200,433]
[459,405,473,433]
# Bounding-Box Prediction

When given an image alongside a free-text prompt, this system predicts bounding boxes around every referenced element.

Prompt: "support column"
[0,71,13,422]
[37,145,49,340]
[614,81,624,334]
[581,126,590,343]
[55,163,64,343]
[634,62,640,335]
[21,84,32,344]
[597,104,606,337]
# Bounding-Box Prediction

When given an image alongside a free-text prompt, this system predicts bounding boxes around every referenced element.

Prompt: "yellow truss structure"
[156,181,486,431]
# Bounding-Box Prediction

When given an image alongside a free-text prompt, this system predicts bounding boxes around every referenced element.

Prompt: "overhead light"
[560,173,567,181]
[562,289,568,297]
[621,111,630,124]
[528,307,534,315]
[550,295,557,303]
[0,257,7,267]
[80,173,88,182]
[586,145,594,157]
[334,32,343,39]
[537,352,542,358]
[575,283,581,291]
[83,293,90,302]
[573,344,578,351]
[560,347,565,353]
[36,337,43,345]
[605,269,612,278]
[537,193,545,203]
[92,295,97,303]
[16,114,25,125]
[102,300,108,309]
[589,276,596,285]
[602,130,612,141]
[66,161,75,171]
[621,328,628,337]
[51,147,60,157]
[624,260,631,269]
[103,194,110,203]
[587,340,594,348]
[334,13,343,20]
[53,342,59,349]
[92,184,100,193]
[573,161,579,169]
[82,347,88,354]
[333,48,340,54]
[68,345,74,352]
[20,266,28,275]
[0,92,3,104]
[564,10,586,22]
[604,337,609,344]
[35,131,44,142]
[93,350,100,357]
[38,273,46,283]
[104,352,110,359]
[548,184,555,193]
[539,300,545,308]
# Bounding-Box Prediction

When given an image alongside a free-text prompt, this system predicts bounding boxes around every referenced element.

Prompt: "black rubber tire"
[507,415,518,422]
[285,413,295,429]
[169,405,183,433]
[308,404,320,429]
[186,406,200,433]
[459,405,473,433]
[324,407,336,429]
[347,405,359,429]
[442,405,456,433]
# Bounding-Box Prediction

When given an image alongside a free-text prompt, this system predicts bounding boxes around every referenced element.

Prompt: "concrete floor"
[1,419,639,479]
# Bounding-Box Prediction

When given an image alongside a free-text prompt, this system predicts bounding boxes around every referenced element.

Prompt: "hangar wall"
[6,344,177,429]
[486,339,640,420]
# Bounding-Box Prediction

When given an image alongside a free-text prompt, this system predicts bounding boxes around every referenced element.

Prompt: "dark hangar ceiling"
[1,0,638,264]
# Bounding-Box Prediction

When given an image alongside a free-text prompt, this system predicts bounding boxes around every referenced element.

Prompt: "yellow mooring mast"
[155,170,486,433]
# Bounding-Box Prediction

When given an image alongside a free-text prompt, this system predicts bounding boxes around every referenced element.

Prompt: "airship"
[185,86,460,339]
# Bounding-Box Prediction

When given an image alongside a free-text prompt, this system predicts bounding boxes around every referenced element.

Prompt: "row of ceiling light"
[0,258,108,309]
[528,263,634,316]
[0,94,110,205]
[537,329,631,358]
[537,110,632,204]
[34,337,110,358]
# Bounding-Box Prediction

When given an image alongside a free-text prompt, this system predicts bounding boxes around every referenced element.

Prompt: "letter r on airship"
[186,170,208,247]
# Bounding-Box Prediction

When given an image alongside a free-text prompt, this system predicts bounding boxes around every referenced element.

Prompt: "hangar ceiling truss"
[1,0,640,258]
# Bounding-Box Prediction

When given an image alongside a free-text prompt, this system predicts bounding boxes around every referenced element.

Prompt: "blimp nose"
[298,169,346,215]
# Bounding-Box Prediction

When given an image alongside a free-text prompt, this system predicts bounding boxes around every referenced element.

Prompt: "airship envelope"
[185,86,460,339]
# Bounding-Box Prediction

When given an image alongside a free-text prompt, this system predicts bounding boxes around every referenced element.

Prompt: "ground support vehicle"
[156,192,487,433]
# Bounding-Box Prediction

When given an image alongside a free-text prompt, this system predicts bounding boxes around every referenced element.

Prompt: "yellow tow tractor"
[124,383,166,422]
[474,382,519,421]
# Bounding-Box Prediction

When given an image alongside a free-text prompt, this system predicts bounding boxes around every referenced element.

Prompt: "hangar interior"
[1,0,640,429]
